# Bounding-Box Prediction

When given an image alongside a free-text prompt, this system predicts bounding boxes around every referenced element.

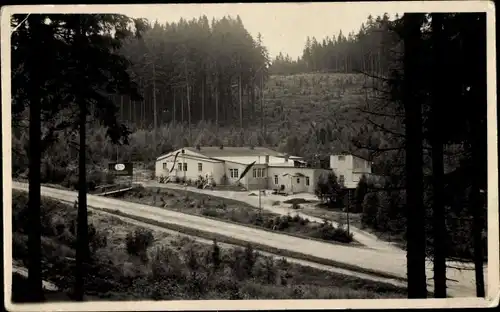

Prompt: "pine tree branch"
[355,107,404,118]
[366,118,405,137]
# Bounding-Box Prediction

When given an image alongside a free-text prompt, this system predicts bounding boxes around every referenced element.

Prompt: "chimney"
[284,154,289,162]
[196,145,201,151]
[249,145,255,150]
[219,145,224,150]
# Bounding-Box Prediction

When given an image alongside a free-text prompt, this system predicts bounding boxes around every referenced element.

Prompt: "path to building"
[11,181,484,298]
[141,181,401,253]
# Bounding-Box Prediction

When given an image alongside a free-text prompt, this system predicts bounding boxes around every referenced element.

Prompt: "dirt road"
[141,181,403,253]
[11,181,484,297]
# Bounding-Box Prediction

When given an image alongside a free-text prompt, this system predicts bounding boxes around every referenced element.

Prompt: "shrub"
[291,203,301,210]
[89,224,108,255]
[125,229,154,260]
[243,244,256,277]
[150,246,186,282]
[201,208,219,218]
[211,240,221,271]
[310,222,354,243]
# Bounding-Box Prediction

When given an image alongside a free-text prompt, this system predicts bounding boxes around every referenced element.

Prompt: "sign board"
[108,162,133,176]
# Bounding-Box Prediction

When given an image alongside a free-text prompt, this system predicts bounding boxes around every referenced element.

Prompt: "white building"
[155,147,372,194]
[329,153,373,189]
[155,146,329,194]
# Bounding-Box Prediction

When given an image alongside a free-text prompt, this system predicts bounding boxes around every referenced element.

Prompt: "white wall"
[329,154,372,189]
[267,167,328,194]
[155,153,224,183]
[214,155,294,166]
[246,164,269,190]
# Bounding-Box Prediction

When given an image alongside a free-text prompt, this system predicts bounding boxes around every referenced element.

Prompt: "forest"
[10,12,488,301]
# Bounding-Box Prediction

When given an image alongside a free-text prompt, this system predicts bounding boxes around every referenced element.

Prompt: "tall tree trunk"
[215,80,219,134]
[172,88,176,126]
[75,18,89,302]
[120,95,124,121]
[430,13,447,298]
[260,74,265,135]
[181,89,184,125]
[184,60,192,145]
[403,13,427,298]
[152,63,157,149]
[239,72,243,141]
[201,75,205,122]
[466,13,487,297]
[470,123,486,298]
[27,14,44,302]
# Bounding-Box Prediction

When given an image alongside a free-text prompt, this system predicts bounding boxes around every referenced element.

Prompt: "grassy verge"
[11,190,407,301]
[300,205,407,249]
[93,204,406,283]
[114,186,358,246]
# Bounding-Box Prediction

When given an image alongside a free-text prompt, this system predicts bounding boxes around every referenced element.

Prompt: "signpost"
[108,162,134,186]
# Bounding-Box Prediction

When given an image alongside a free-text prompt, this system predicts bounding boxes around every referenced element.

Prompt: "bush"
[291,203,301,210]
[310,222,353,243]
[201,208,220,218]
[150,246,186,282]
[125,229,154,260]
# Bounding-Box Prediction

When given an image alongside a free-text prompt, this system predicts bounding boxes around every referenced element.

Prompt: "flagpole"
[182,149,186,197]
[258,156,262,217]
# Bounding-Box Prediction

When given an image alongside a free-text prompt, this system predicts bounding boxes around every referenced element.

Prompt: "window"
[183,163,187,171]
[296,178,300,184]
[162,163,167,169]
[198,163,202,172]
[338,155,346,161]
[253,168,257,178]
[306,177,310,186]
[178,163,182,171]
[339,175,345,185]
[257,168,262,178]
[230,169,239,178]
[274,175,279,185]
[262,169,266,177]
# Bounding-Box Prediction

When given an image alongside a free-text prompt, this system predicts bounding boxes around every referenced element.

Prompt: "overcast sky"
[126,2,402,60]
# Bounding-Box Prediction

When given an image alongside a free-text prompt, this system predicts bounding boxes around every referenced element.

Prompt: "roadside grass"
[300,205,407,249]
[11,190,407,301]
[115,186,357,245]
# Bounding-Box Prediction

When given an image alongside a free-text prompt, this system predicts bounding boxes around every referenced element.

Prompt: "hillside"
[263,73,368,133]
[13,72,378,179]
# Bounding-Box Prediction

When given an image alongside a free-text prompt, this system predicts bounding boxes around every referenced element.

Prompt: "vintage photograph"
[2,1,497,310]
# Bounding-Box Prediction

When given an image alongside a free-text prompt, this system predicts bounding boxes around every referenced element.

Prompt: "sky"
[126,2,402,60]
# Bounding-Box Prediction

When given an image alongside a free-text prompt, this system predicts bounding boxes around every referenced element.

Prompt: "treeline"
[11,13,145,302]
[354,13,487,299]
[115,15,270,138]
[268,14,398,76]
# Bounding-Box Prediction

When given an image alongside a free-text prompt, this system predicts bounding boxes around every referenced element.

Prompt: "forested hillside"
[12,14,394,174]
[10,11,488,300]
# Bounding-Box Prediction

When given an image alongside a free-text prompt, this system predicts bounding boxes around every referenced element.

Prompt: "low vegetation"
[11,190,407,301]
[116,186,355,245]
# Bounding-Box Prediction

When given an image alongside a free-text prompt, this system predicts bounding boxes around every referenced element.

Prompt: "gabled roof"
[184,146,285,158]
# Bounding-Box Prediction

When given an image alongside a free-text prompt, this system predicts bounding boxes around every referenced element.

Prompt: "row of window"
[252,168,266,178]
[162,162,203,172]
[161,162,320,187]
[229,168,239,178]
[273,175,310,186]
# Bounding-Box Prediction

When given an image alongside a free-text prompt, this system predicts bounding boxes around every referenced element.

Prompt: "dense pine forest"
[10,11,488,301]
